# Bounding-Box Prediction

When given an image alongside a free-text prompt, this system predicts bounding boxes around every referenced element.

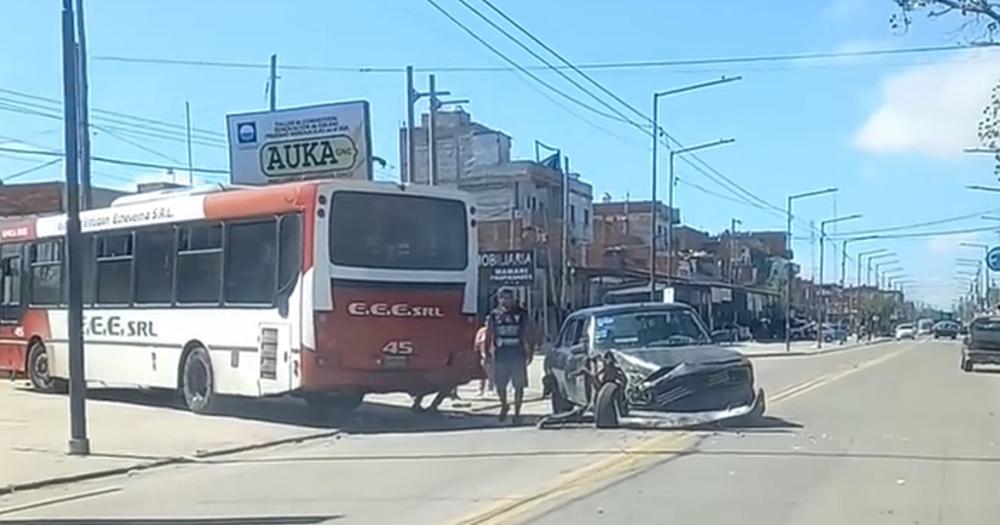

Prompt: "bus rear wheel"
[180,346,217,414]
[27,341,66,394]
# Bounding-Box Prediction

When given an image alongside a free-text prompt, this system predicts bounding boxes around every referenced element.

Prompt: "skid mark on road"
[449,340,917,525]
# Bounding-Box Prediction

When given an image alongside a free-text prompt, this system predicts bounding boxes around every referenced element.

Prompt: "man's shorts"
[493,355,528,390]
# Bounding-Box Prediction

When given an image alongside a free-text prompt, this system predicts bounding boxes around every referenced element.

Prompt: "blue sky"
[1,0,998,308]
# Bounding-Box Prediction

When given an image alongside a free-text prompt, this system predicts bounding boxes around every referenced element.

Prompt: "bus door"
[0,243,26,372]
[257,322,293,395]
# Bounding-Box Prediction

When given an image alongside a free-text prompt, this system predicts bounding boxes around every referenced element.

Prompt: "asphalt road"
[3,338,997,524]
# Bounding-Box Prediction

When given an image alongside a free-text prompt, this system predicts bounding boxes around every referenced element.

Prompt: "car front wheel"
[962,356,974,372]
[594,382,621,429]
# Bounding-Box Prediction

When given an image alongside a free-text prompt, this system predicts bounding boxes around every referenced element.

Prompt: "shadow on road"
[30,386,538,435]
[696,415,804,434]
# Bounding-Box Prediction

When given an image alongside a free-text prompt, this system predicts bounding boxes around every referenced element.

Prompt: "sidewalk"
[724,337,892,358]
[0,381,344,494]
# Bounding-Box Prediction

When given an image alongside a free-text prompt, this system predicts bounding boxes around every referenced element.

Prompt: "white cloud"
[853,50,1000,157]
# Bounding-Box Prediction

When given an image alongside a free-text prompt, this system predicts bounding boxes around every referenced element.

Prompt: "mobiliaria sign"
[479,250,535,285]
[226,101,373,185]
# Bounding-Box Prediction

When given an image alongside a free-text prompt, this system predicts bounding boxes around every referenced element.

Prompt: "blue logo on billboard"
[236,122,257,144]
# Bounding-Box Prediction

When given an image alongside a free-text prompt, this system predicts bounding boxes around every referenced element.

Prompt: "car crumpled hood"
[610,344,748,384]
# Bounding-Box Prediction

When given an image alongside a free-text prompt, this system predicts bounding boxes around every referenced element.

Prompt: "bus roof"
[0,178,471,243]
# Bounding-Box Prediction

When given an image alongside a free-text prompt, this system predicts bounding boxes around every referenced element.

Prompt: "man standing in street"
[485,288,535,424]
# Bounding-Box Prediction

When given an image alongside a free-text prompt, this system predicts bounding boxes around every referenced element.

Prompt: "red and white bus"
[0,179,481,413]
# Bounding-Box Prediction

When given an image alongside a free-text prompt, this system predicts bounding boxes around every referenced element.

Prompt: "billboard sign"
[479,250,535,285]
[226,101,372,185]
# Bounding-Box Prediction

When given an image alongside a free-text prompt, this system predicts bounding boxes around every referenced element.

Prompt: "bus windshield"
[329,191,468,271]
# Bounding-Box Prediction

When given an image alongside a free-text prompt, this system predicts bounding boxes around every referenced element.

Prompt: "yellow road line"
[449,341,915,525]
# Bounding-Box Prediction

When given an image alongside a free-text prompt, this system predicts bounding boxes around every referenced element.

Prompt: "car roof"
[568,302,694,320]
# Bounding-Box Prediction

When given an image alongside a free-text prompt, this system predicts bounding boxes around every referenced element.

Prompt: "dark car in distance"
[962,316,1000,372]
[541,302,764,429]
[932,321,959,339]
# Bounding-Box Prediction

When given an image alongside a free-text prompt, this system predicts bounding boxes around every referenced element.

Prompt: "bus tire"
[27,341,66,394]
[180,346,217,414]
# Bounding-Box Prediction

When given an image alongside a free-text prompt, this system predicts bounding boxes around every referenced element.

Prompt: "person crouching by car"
[485,287,536,424]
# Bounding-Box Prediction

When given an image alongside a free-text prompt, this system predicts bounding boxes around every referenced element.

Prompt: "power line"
[2,158,62,182]
[463,0,797,225]
[90,43,977,74]
[832,208,1000,237]
[0,96,227,148]
[0,145,229,175]
[0,87,225,139]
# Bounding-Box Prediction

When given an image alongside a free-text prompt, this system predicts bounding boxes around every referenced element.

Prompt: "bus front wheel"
[27,341,66,394]
[180,346,217,414]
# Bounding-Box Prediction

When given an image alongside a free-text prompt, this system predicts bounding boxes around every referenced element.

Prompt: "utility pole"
[427,74,438,186]
[405,66,416,184]
[74,0,92,210]
[62,0,89,456]
[561,156,570,319]
[185,101,194,186]
[729,218,741,284]
[423,75,464,186]
[268,54,277,111]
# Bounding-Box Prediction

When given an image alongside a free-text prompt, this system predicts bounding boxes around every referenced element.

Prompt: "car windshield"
[898,324,914,330]
[593,309,708,349]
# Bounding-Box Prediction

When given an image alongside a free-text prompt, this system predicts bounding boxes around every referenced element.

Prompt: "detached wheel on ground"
[180,346,218,413]
[594,382,621,429]
[27,341,66,394]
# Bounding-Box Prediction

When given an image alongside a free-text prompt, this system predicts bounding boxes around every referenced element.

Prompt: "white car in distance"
[895,323,916,340]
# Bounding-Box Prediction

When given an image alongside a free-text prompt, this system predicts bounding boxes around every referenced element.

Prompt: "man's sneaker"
[498,404,509,422]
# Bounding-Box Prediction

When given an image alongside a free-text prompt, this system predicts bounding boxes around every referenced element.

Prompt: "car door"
[558,317,592,406]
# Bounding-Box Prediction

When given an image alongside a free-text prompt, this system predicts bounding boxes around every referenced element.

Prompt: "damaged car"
[540,302,764,429]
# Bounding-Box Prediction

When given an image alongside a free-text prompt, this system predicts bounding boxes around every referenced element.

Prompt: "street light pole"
[857,249,888,287]
[784,187,838,353]
[817,213,862,349]
[867,252,895,287]
[962,242,991,309]
[665,138,734,289]
[647,76,741,302]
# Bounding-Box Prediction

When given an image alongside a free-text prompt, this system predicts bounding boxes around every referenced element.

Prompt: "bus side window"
[95,232,134,305]
[134,227,175,305]
[0,244,23,321]
[29,239,63,306]
[225,219,277,305]
[176,223,222,304]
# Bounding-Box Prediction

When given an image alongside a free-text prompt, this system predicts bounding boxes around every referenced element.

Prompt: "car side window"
[560,318,585,347]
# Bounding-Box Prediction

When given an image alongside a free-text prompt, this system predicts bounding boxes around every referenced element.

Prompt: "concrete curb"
[742,338,893,359]
[0,429,343,497]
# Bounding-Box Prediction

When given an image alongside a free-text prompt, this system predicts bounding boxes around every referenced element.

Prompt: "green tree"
[891,1,999,176]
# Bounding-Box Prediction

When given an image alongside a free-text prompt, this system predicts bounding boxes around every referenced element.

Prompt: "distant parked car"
[962,316,1000,372]
[819,323,849,343]
[711,323,752,343]
[895,323,916,340]
[932,321,959,339]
